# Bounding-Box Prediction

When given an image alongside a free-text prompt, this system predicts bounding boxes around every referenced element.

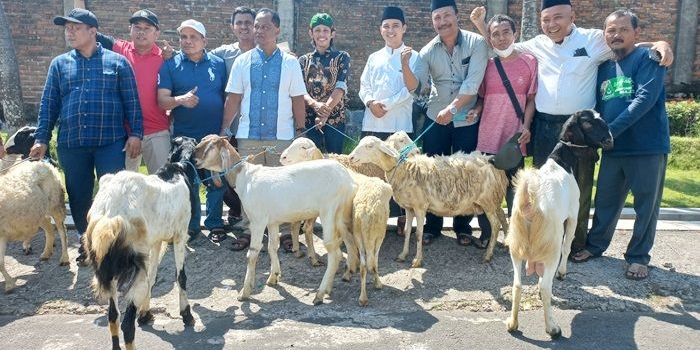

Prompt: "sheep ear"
[309,147,323,160]
[220,147,230,170]
[378,141,399,158]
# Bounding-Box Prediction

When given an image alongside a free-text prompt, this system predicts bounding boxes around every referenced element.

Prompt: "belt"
[535,111,570,122]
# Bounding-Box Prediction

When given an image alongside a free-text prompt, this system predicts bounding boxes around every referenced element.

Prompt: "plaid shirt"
[36,44,143,147]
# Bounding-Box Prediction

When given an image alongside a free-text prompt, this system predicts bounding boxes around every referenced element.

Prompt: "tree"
[520,0,539,41]
[0,1,28,132]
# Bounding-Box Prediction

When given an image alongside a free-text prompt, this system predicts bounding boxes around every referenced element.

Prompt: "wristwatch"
[449,104,459,115]
[366,100,374,108]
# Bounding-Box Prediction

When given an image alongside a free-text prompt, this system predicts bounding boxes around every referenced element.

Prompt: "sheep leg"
[303,218,322,266]
[371,238,384,290]
[54,216,70,266]
[121,302,138,350]
[291,221,303,258]
[173,236,194,326]
[342,224,359,282]
[39,217,55,260]
[411,211,426,268]
[540,257,562,338]
[108,296,121,350]
[358,247,368,306]
[1,239,16,292]
[496,207,508,243]
[397,209,415,263]
[137,243,162,325]
[506,255,523,333]
[266,224,281,286]
[557,216,577,280]
[483,211,502,263]
[313,224,341,305]
[238,224,265,300]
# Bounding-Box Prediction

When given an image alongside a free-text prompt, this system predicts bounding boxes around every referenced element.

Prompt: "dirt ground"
[1,225,699,325]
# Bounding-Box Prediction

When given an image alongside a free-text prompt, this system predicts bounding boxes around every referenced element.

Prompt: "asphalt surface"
[1,209,698,350]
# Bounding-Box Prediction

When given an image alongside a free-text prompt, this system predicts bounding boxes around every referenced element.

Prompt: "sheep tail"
[86,215,147,300]
[506,169,544,252]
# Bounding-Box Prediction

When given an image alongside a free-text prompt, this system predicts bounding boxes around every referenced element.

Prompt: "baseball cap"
[129,9,159,29]
[53,8,99,28]
[177,19,206,37]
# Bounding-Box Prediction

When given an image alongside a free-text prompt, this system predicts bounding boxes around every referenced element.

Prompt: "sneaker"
[187,229,204,247]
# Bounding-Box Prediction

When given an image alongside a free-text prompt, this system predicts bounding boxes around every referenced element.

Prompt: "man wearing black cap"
[112,10,172,175]
[472,1,673,256]
[30,8,143,265]
[414,0,490,246]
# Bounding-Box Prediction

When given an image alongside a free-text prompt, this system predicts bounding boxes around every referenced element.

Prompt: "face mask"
[493,42,515,58]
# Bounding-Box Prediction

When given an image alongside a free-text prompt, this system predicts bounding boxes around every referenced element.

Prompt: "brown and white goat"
[194,135,357,305]
[0,160,69,292]
[505,109,613,338]
[84,136,198,349]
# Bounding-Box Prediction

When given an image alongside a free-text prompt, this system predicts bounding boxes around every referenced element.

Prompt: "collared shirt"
[298,47,351,126]
[36,43,143,147]
[158,51,227,141]
[359,43,422,133]
[516,25,611,115]
[113,39,169,135]
[227,47,307,141]
[211,41,246,76]
[417,29,489,127]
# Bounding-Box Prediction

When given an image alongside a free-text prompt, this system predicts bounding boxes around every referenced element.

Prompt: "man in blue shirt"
[157,19,228,244]
[30,8,143,265]
[571,10,669,281]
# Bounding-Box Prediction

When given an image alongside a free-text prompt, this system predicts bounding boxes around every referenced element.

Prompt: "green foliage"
[666,100,700,137]
[668,136,700,170]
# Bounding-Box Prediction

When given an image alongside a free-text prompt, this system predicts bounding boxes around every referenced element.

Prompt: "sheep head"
[168,136,197,164]
[194,134,241,172]
[279,137,323,165]
[348,136,399,171]
[4,125,37,158]
[386,130,420,157]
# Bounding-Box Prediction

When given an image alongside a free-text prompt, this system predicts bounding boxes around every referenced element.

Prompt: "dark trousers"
[421,121,489,236]
[586,154,667,265]
[306,122,346,154]
[532,111,594,251]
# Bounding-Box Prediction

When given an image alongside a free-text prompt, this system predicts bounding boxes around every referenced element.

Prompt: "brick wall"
[0,0,694,115]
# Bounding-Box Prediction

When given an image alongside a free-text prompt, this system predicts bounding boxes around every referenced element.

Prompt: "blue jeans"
[586,154,667,265]
[421,121,490,238]
[57,141,126,235]
[189,169,226,232]
[306,122,346,154]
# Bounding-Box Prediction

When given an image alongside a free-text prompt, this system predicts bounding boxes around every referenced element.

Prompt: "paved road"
[1,214,699,349]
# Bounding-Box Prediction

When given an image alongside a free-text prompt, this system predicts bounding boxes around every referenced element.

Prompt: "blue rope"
[323,123,358,145]
[186,156,248,186]
[397,119,436,163]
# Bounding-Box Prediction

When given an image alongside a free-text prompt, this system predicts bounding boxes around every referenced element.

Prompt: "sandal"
[280,233,294,253]
[457,233,472,246]
[625,263,649,280]
[209,228,228,243]
[569,249,596,263]
[473,237,488,250]
[422,232,437,246]
[230,233,250,251]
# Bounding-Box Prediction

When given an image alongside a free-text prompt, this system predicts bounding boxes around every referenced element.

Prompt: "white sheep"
[84,136,198,349]
[278,133,414,266]
[279,139,394,305]
[349,137,509,267]
[194,135,357,305]
[505,109,613,338]
[0,160,69,292]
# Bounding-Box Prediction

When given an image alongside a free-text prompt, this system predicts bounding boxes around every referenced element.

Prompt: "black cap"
[53,8,98,28]
[541,0,571,10]
[129,9,159,29]
[431,0,457,12]
[382,6,405,24]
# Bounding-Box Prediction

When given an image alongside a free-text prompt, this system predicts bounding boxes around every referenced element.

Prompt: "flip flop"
[569,249,596,263]
[457,233,473,246]
[209,228,228,243]
[230,233,250,251]
[625,263,649,280]
[280,233,294,253]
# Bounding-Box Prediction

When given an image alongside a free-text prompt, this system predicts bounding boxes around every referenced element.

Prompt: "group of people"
[23,0,672,280]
